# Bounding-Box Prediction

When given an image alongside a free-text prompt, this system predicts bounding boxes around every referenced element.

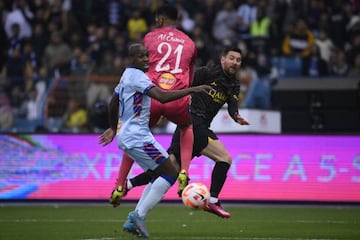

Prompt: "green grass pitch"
[0,203,359,240]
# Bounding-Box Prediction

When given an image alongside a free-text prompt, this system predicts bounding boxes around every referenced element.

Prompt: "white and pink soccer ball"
[181,182,210,209]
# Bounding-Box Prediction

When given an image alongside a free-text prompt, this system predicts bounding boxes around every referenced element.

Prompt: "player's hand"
[191,85,214,94]
[99,128,116,146]
[235,113,250,125]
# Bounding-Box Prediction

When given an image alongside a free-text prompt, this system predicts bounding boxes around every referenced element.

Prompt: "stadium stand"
[0,0,359,134]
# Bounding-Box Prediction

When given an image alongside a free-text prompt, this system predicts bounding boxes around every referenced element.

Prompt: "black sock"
[210,162,230,198]
[130,171,153,187]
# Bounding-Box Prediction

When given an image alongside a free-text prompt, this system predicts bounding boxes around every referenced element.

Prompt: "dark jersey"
[191,63,240,127]
[168,63,241,160]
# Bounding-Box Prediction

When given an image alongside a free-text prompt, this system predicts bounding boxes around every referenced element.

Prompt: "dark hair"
[222,46,242,56]
[155,4,178,21]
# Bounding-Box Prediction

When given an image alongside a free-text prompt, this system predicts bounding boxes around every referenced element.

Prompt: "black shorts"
[167,114,218,165]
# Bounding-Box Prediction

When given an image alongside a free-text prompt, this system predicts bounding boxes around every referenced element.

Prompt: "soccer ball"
[181,182,210,209]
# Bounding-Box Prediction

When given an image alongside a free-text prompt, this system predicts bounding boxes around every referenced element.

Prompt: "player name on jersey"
[157,32,185,44]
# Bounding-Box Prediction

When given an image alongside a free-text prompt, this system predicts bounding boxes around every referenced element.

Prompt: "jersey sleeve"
[129,71,155,94]
[227,93,240,122]
[114,79,122,95]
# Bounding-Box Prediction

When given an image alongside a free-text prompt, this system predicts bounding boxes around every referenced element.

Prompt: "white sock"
[209,197,218,204]
[136,177,171,218]
[135,183,152,212]
[126,179,133,190]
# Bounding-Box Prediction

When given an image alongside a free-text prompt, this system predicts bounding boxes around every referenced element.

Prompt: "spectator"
[305,0,326,35]
[22,40,39,77]
[106,0,127,27]
[95,50,117,76]
[42,31,72,76]
[237,0,257,34]
[7,23,23,57]
[347,34,360,69]
[282,18,315,58]
[87,26,108,65]
[0,88,14,130]
[61,98,88,132]
[19,87,41,120]
[237,67,272,110]
[69,46,83,72]
[192,25,211,66]
[315,29,335,63]
[69,51,94,105]
[137,0,153,25]
[196,0,218,38]
[88,99,109,133]
[327,0,349,49]
[1,47,32,110]
[302,45,329,77]
[268,0,288,52]
[0,1,8,70]
[74,51,112,110]
[4,0,34,39]
[345,1,360,41]
[348,53,360,77]
[30,23,49,58]
[126,10,148,41]
[281,18,316,76]
[1,0,359,133]
[68,31,85,49]
[330,49,350,77]
[113,34,128,58]
[113,56,126,76]
[249,7,271,53]
[47,0,70,33]
[212,0,238,45]
[177,2,195,33]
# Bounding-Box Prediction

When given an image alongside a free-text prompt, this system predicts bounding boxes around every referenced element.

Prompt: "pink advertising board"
[0,134,359,202]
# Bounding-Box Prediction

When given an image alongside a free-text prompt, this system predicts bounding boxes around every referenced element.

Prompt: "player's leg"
[109,153,134,207]
[165,96,193,195]
[110,100,163,207]
[119,127,183,194]
[126,141,179,237]
[177,123,193,194]
[201,137,232,218]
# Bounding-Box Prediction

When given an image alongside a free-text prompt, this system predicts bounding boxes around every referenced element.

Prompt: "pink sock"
[179,125,193,173]
[115,154,134,187]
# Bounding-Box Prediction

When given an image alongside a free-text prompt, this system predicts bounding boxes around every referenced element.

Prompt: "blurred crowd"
[0,0,360,133]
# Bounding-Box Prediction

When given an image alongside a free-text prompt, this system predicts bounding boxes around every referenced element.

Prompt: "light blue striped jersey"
[114,67,155,148]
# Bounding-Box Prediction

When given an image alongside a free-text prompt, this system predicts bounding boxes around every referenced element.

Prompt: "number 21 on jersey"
[155,42,184,74]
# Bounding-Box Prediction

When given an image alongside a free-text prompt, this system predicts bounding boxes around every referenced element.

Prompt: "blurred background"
[0,0,359,134]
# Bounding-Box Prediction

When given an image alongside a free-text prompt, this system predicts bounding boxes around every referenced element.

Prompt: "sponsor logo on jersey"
[158,73,176,89]
[208,88,228,104]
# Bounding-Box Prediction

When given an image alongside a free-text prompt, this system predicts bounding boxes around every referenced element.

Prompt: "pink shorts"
[149,96,190,127]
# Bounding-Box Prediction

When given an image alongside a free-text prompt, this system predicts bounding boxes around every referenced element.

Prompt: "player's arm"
[227,95,249,125]
[99,94,119,146]
[147,85,212,103]
[108,93,119,131]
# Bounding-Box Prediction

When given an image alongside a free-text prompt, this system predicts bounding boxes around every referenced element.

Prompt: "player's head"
[155,4,178,28]
[220,46,242,76]
[128,43,149,72]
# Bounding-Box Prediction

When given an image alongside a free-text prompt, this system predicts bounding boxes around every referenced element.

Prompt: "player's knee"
[160,174,177,185]
[168,154,180,172]
[221,154,232,165]
[212,154,232,165]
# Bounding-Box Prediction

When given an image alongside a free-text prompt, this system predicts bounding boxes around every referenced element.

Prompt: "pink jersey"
[143,26,196,90]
